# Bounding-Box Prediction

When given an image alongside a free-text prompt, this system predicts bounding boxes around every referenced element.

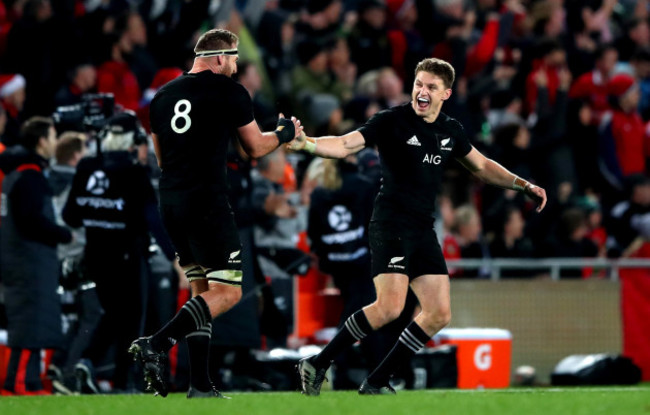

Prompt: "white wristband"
[304,137,316,154]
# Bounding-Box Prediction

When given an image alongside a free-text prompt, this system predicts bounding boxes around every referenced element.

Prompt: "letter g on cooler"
[474,343,492,371]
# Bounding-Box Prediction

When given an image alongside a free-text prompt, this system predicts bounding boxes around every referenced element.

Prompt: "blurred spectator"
[292,39,351,133]
[251,148,308,347]
[49,131,86,235]
[437,193,461,277]
[328,36,357,91]
[485,88,524,132]
[236,61,277,131]
[426,0,468,46]
[525,38,567,114]
[568,43,618,125]
[489,204,533,257]
[598,74,647,191]
[54,63,97,107]
[62,112,174,392]
[375,67,409,109]
[138,67,183,133]
[256,6,297,96]
[115,10,158,92]
[308,158,374,321]
[608,174,650,258]
[529,51,576,202]
[565,0,617,76]
[489,204,535,277]
[385,0,428,84]
[452,204,490,278]
[482,122,532,223]
[0,105,6,145]
[295,0,344,43]
[615,17,650,62]
[307,157,374,387]
[96,33,141,111]
[0,73,26,146]
[0,116,72,395]
[527,0,566,39]
[348,0,392,76]
[629,47,650,121]
[4,0,78,115]
[577,195,608,258]
[542,207,599,277]
[46,132,104,395]
[567,97,601,193]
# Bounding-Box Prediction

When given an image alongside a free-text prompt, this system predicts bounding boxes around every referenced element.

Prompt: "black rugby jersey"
[150,71,254,202]
[358,102,472,226]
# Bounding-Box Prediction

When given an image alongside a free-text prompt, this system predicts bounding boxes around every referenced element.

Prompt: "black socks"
[151,295,212,352]
[312,310,373,369]
[367,321,431,386]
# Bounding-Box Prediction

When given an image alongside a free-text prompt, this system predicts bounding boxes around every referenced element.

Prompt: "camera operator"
[62,111,175,393]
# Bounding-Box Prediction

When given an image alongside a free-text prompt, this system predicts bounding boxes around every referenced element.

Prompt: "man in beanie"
[598,73,648,189]
[0,73,26,146]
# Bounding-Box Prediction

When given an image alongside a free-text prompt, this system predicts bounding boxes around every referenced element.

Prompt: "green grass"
[0,387,649,415]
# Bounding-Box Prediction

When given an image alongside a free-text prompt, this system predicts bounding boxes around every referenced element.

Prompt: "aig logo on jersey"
[86,171,110,195]
[423,154,442,164]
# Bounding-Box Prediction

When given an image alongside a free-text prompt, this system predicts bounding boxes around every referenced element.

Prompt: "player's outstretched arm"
[285,130,366,159]
[237,113,303,158]
[458,147,547,212]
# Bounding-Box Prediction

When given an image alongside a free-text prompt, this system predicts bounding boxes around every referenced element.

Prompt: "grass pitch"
[0,386,648,415]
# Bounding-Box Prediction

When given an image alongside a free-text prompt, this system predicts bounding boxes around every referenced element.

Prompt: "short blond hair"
[415,58,455,89]
[194,29,239,53]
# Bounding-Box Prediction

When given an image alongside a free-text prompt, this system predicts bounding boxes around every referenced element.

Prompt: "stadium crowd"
[0,0,650,395]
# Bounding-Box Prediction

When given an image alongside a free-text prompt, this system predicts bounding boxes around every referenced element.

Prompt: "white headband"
[194,49,238,58]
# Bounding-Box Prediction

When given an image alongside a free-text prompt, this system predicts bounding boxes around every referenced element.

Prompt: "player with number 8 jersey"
[131,28,303,398]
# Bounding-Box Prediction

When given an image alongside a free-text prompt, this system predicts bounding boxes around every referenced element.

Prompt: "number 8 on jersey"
[171,99,192,134]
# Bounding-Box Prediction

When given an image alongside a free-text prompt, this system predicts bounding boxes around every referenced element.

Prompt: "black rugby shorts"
[369,221,448,280]
[160,199,242,273]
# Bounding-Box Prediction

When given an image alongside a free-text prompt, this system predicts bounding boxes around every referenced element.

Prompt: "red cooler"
[432,328,512,389]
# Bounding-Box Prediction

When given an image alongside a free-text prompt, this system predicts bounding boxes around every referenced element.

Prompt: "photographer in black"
[62,111,175,393]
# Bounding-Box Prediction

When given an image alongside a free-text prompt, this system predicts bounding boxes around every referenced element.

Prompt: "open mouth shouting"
[416,96,430,111]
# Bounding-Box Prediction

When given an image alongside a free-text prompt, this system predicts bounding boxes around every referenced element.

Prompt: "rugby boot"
[128,337,169,397]
[358,379,396,395]
[297,356,328,396]
[74,359,100,394]
[187,385,230,399]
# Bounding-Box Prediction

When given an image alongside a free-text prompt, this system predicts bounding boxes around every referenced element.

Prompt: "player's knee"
[222,287,242,308]
[375,300,404,324]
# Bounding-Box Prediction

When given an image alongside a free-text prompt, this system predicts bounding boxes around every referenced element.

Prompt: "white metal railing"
[444,258,650,281]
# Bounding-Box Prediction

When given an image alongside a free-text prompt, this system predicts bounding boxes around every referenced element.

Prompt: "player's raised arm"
[237,113,303,158]
[286,130,366,159]
[458,146,547,212]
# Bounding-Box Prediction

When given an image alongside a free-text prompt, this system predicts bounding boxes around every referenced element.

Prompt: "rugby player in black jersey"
[291,58,547,395]
[128,29,303,398]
